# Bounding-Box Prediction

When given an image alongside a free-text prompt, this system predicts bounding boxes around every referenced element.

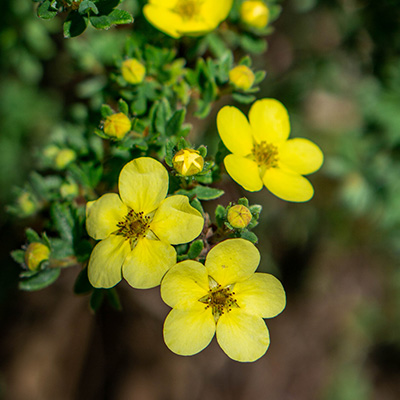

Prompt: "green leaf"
[154,99,172,135]
[19,268,61,291]
[187,239,204,259]
[90,289,105,312]
[118,98,129,115]
[239,55,252,67]
[101,104,113,118]
[89,9,133,30]
[50,203,74,243]
[166,109,186,136]
[74,268,93,294]
[254,70,266,85]
[11,250,25,265]
[64,11,89,38]
[240,35,267,54]
[232,92,256,104]
[25,228,41,243]
[37,0,58,20]
[215,204,227,227]
[49,238,74,259]
[240,230,258,244]
[178,185,224,201]
[190,197,204,214]
[106,288,122,311]
[79,0,99,15]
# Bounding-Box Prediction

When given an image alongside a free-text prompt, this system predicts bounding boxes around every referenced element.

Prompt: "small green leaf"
[188,240,204,259]
[79,0,99,15]
[90,289,105,312]
[89,9,133,30]
[232,92,256,104]
[118,98,129,115]
[215,204,227,227]
[240,230,258,244]
[238,198,250,207]
[50,203,74,243]
[19,268,61,291]
[25,228,41,243]
[74,268,93,294]
[64,11,88,38]
[239,55,252,67]
[101,104,113,118]
[254,70,266,85]
[190,197,204,214]
[166,109,186,137]
[178,186,224,201]
[37,0,58,20]
[11,250,25,265]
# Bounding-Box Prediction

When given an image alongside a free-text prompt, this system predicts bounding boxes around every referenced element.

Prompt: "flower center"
[116,210,151,246]
[199,276,239,321]
[174,0,203,20]
[251,141,279,168]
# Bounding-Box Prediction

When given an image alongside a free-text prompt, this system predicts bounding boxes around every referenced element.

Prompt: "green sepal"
[118,98,129,115]
[215,204,227,227]
[25,228,41,243]
[19,268,61,291]
[187,239,204,259]
[101,104,113,118]
[11,250,25,265]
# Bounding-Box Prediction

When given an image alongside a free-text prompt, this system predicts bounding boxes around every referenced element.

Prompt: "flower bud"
[229,65,255,91]
[121,58,146,85]
[240,0,270,29]
[17,192,37,216]
[103,113,131,140]
[55,149,76,169]
[227,204,252,229]
[60,181,79,199]
[25,242,50,271]
[173,149,204,176]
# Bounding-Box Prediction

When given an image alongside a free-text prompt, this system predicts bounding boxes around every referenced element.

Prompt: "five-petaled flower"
[161,238,286,362]
[143,0,233,39]
[86,157,204,289]
[217,98,324,202]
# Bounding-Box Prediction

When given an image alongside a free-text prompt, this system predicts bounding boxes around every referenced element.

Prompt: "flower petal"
[122,238,176,289]
[205,238,260,286]
[88,235,130,288]
[202,0,233,25]
[279,138,324,175]
[118,157,168,214]
[143,4,182,38]
[217,106,254,156]
[224,154,263,191]
[262,167,314,202]
[161,260,209,309]
[216,309,270,362]
[86,193,128,240]
[234,273,286,318]
[148,0,178,7]
[151,195,204,245]
[249,98,290,144]
[163,304,216,356]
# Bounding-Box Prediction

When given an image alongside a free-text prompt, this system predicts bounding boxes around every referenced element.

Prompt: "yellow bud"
[60,181,79,198]
[103,113,131,140]
[43,145,60,160]
[240,0,270,29]
[227,204,252,229]
[121,58,146,85]
[55,148,76,169]
[229,65,255,91]
[17,192,37,216]
[173,149,204,176]
[25,242,50,271]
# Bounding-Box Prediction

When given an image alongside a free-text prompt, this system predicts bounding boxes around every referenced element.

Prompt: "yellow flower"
[217,99,324,202]
[227,204,252,228]
[229,65,255,91]
[86,157,204,289]
[103,113,131,140]
[240,0,270,29]
[25,242,50,271]
[161,238,285,362]
[121,58,146,85]
[172,149,204,176]
[143,0,233,39]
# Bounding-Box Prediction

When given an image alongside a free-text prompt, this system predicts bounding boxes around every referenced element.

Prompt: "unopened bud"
[121,58,146,85]
[240,0,270,29]
[55,149,76,169]
[60,181,79,199]
[17,192,37,216]
[25,242,50,271]
[227,204,252,229]
[173,149,204,176]
[103,113,131,140]
[229,65,255,91]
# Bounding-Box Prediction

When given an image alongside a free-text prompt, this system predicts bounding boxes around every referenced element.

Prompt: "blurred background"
[1,0,400,399]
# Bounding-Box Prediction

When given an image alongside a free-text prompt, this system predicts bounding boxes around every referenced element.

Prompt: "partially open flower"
[240,0,270,29]
[173,149,204,176]
[25,242,50,271]
[121,58,146,85]
[229,65,255,91]
[227,204,252,229]
[103,113,131,140]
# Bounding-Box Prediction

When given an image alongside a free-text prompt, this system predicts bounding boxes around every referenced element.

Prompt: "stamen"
[251,141,279,168]
[174,0,203,20]
[116,209,151,246]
